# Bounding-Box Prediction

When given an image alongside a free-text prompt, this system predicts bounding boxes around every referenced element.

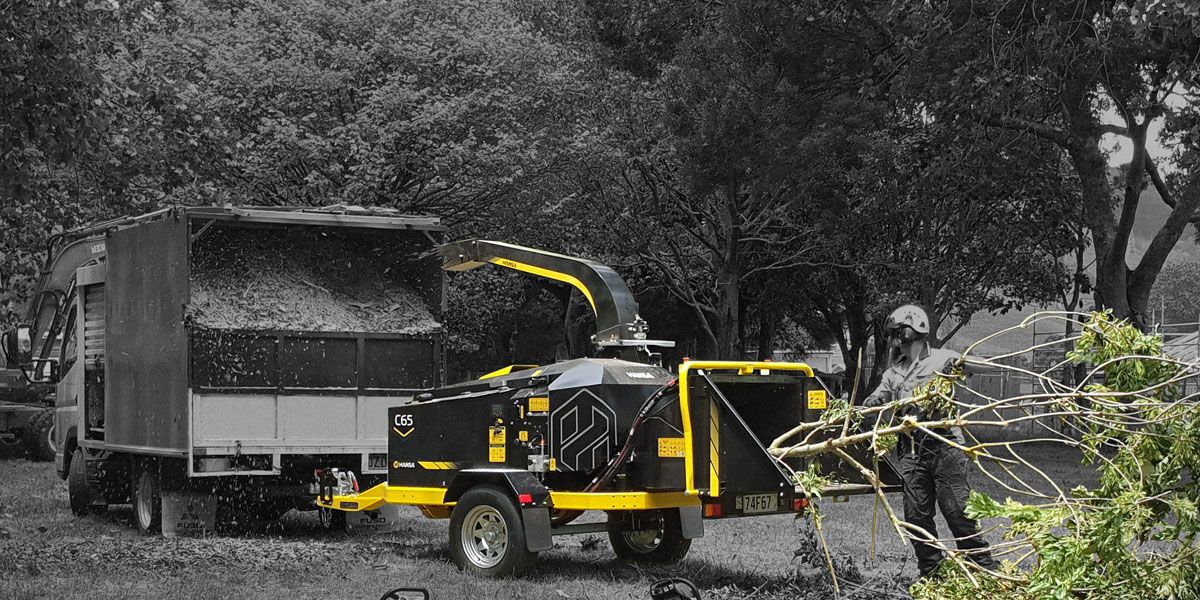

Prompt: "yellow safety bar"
[318,485,699,513]
[317,360,815,515]
[676,361,815,497]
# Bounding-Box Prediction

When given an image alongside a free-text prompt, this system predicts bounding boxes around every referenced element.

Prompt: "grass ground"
[0,443,1097,600]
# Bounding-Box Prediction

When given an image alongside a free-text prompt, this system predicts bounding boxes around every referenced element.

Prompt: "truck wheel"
[68,448,105,516]
[449,485,537,577]
[27,408,55,462]
[608,509,691,564]
[134,468,162,535]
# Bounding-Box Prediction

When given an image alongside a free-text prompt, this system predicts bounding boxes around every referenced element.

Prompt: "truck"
[26,205,447,533]
[0,327,55,460]
[317,240,901,576]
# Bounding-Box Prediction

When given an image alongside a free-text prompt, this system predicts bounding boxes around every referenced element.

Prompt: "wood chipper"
[317,240,900,576]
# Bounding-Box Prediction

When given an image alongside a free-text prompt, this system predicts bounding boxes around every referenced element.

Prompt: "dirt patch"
[187,227,440,334]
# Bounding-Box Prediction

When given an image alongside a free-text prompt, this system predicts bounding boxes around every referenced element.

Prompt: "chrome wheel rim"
[46,423,57,454]
[623,516,664,553]
[461,505,507,568]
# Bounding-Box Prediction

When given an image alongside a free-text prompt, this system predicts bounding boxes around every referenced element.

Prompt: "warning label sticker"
[658,437,686,458]
[807,389,828,410]
[489,426,506,446]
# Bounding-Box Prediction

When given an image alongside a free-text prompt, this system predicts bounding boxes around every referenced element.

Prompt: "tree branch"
[1146,156,1200,226]
[978,113,1069,147]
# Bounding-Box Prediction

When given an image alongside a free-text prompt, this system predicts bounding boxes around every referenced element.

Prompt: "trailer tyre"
[27,408,55,462]
[449,485,537,577]
[134,468,162,535]
[68,449,104,516]
[608,509,691,564]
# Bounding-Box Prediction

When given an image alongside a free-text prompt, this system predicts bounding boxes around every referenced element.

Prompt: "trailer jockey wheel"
[609,509,691,564]
[68,448,105,516]
[448,485,537,577]
[134,467,162,535]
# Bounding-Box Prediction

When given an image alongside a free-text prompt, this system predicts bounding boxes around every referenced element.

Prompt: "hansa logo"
[626,371,656,379]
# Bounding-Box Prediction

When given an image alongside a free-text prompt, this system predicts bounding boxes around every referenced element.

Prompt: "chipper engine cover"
[389,359,671,487]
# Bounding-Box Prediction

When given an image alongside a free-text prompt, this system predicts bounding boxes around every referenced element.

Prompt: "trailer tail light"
[792,497,809,511]
[518,493,534,505]
[704,503,722,518]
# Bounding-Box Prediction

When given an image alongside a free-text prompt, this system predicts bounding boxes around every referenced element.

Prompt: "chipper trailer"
[317,240,901,576]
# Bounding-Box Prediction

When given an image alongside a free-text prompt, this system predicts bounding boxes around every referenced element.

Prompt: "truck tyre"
[608,509,691,564]
[68,448,104,516]
[449,485,537,577]
[134,468,162,535]
[27,408,55,462]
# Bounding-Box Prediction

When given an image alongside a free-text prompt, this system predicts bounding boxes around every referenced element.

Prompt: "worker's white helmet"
[885,305,929,336]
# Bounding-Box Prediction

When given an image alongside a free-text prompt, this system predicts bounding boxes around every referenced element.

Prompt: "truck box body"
[50,207,445,484]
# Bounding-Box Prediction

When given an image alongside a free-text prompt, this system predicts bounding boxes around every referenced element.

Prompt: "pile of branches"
[769,312,1200,600]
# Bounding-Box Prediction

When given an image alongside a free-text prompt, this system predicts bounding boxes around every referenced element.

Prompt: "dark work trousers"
[898,445,998,577]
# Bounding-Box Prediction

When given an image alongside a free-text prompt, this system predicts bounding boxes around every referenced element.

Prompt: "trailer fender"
[445,469,554,552]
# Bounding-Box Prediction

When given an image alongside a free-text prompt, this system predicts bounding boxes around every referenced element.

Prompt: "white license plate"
[736,494,778,514]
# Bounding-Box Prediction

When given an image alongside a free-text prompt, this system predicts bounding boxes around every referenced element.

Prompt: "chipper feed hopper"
[318,240,900,577]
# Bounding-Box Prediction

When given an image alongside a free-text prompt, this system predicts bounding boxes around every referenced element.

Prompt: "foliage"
[911,313,1200,600]
[1151,261,1200,327]
[889,0,1200,328]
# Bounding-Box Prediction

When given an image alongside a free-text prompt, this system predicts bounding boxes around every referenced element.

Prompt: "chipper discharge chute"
[317,240,902,577]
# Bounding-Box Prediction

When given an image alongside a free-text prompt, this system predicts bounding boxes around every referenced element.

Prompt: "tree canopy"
[3,0,1197,384]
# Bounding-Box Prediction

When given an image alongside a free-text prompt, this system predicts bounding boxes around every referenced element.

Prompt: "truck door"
[56,301,84,442]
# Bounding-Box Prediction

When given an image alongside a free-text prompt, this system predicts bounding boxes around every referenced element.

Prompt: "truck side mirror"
[17,326,31,357]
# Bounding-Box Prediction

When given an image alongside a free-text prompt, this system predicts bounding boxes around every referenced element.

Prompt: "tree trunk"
[1066,126,1132,320]
[756,302,777,361]
[713,186,741,358]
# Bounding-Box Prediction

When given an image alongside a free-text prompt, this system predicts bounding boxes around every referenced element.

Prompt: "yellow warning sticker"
[658,437,686,458]
[528,396,550,413]
[489,426,506,445]
[489,446,506,463]
[807,390,828,410]
[519,430,529,442]
[549,458,557,471]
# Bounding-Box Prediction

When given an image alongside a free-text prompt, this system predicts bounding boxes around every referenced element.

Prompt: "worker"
[863,304,997,579]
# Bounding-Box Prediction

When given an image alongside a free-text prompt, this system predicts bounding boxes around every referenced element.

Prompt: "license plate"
[735,494,778,514]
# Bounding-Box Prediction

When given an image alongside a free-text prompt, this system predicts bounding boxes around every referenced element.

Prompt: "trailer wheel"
[449,485,537,577]
[68,448,105,516]
[134,468,162,535]
[608,509,691,564]
[27,408,55,462]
